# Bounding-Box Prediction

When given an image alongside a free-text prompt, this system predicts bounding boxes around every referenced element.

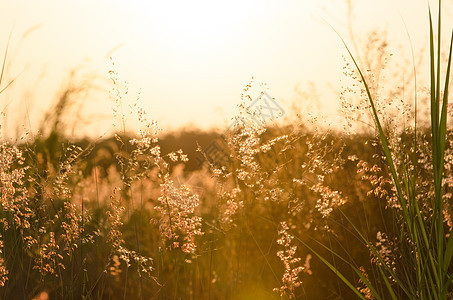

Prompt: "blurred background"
[0,0,450,139]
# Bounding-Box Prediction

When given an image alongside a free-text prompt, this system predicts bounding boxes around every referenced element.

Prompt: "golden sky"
[0,0,451,138]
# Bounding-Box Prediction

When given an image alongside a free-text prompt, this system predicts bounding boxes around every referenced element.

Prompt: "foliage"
[0,1,451,299]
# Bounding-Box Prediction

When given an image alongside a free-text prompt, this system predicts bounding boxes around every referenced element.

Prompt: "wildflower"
[273,222,304,299]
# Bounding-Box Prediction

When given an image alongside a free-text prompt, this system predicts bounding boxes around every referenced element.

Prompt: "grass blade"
[298,239,367,300]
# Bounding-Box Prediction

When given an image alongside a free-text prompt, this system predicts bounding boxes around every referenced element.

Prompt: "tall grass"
[304,1,453,299]
[0,2,451,299]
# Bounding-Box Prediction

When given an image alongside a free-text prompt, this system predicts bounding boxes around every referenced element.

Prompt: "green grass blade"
[352,268,383,300]
[298,239,367,300]
[303,228,399,300]
[377,266,398,300]
[436,0,442,120]
[340,39,411,231]
[337,209,413,297]
[441,31,453,290]
[298,235,384,300]
[429,8,438,169]
[444,233,453,279]
[438,29,453,180]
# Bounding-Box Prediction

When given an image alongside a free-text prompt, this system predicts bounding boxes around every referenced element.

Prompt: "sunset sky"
[0,0,451,137]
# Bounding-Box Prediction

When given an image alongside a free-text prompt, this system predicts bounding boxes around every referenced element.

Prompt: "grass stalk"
[304,1,453,298]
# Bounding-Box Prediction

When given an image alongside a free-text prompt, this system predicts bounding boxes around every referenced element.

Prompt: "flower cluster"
[155,175,204,254]
[273,222,304,299]
[357,266,373,300]
[33,232,64,278]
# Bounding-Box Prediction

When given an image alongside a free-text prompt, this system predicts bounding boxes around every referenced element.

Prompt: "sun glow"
[138,0,257,48]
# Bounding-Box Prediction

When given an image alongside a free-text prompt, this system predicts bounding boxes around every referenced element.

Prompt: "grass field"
[0,1,452,299]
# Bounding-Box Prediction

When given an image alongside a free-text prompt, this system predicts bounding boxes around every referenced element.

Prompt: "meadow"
[0,1,452,300]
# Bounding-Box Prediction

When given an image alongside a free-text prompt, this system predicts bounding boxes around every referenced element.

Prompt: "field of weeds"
[0,1,452,299]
